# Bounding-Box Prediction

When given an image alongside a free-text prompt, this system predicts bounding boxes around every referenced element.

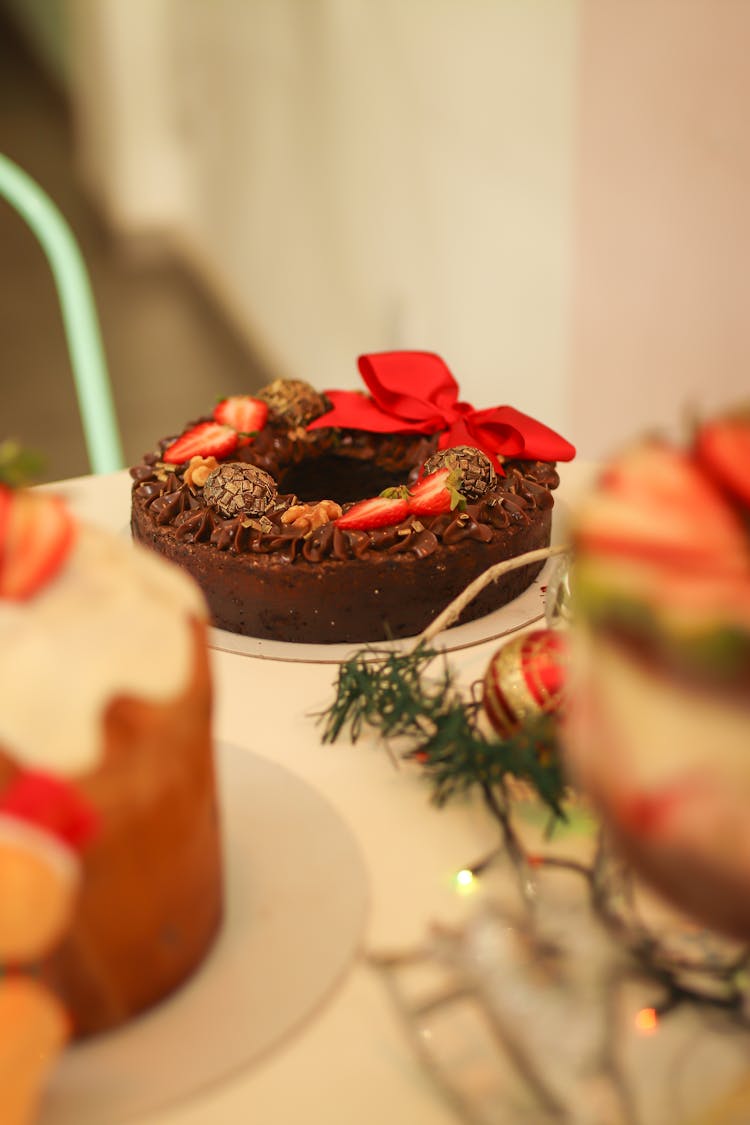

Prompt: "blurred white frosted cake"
[563,412,750,935]
[0,484,223,1038]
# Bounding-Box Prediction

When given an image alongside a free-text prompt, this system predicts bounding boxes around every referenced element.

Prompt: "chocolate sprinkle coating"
[422,445,497,501]
[203,463,277,518]
[256,378,329,427]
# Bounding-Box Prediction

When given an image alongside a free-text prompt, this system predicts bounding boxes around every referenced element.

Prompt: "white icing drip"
[0,525,207,775]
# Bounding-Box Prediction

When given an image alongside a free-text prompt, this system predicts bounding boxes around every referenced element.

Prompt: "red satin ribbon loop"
[307,351,575,466]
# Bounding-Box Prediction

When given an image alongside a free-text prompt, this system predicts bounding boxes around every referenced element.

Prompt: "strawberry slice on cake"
[163,421,239,465]
[336,466,470,529]
[336,495,410,531]
[407,468,465,517]
[213,396,268,447]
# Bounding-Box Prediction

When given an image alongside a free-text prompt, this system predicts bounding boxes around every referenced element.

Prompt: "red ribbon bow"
[307,352,575,469]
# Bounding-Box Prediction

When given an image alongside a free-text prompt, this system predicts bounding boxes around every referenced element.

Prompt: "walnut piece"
[184,455,219,490]
[281,499,342,534]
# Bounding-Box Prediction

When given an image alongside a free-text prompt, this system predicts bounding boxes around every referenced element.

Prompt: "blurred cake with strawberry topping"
[563,410,750,936]
[130,352,575,643]
[0,481,223,1040]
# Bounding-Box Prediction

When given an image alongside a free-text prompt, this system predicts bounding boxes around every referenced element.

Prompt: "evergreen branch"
[318,642,568,823]
[318,642,440,744]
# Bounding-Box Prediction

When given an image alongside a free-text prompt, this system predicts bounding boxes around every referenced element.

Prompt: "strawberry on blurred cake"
[563,412,750,937]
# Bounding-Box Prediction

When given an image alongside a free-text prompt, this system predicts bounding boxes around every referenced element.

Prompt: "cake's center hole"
[278,455,411,505]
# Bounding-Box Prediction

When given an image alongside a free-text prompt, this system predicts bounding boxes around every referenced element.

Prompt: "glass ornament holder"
[373,823,750,1125]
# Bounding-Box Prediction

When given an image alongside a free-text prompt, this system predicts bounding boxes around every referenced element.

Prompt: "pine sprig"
[319,642,444,744]
[318,643,568,823]
[420,711,566,817]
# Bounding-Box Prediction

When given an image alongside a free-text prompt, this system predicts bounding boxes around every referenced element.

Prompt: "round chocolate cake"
[130,354,574,644]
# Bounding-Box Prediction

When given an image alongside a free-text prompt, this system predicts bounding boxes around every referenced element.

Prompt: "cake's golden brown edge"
[0,619,223,1039]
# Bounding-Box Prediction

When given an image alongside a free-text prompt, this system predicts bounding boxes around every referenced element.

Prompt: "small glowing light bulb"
[634,1007,659,1035]
[454,868,476,893]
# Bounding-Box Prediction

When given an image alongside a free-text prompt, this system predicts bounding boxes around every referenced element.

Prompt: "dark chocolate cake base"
[132,492,551,644]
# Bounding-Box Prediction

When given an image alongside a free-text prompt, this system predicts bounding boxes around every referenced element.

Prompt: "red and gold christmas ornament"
[483,628,569,738]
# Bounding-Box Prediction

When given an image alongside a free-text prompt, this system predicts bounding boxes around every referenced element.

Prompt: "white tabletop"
[40,464,597,1125]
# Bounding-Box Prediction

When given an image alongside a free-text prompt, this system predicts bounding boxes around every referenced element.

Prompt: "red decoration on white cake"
[0,770,99,852]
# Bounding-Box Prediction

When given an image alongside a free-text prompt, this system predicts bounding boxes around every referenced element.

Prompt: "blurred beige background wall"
[6,0,749,460]
[1,0,69,85]
[68,0,578,439]
[571,0,750,457]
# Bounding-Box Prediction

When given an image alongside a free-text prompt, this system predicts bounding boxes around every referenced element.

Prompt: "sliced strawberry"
[163,421,238,464]
[336,495,410,531]
[695,416,750,511]
[213,395,268,443]
[407,468,465,516]
[0,490,76,600]
[575,441,749,574]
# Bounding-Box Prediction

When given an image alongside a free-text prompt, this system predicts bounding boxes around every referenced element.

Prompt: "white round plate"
[41,744,369,1124]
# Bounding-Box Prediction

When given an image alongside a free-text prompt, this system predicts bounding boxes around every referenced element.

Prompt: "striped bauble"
[483,629,568,738]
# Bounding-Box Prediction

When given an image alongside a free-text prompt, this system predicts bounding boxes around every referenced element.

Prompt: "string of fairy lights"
[318,559,750,1123]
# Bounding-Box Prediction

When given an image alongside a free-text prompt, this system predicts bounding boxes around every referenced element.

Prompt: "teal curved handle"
[0,154,123,474]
